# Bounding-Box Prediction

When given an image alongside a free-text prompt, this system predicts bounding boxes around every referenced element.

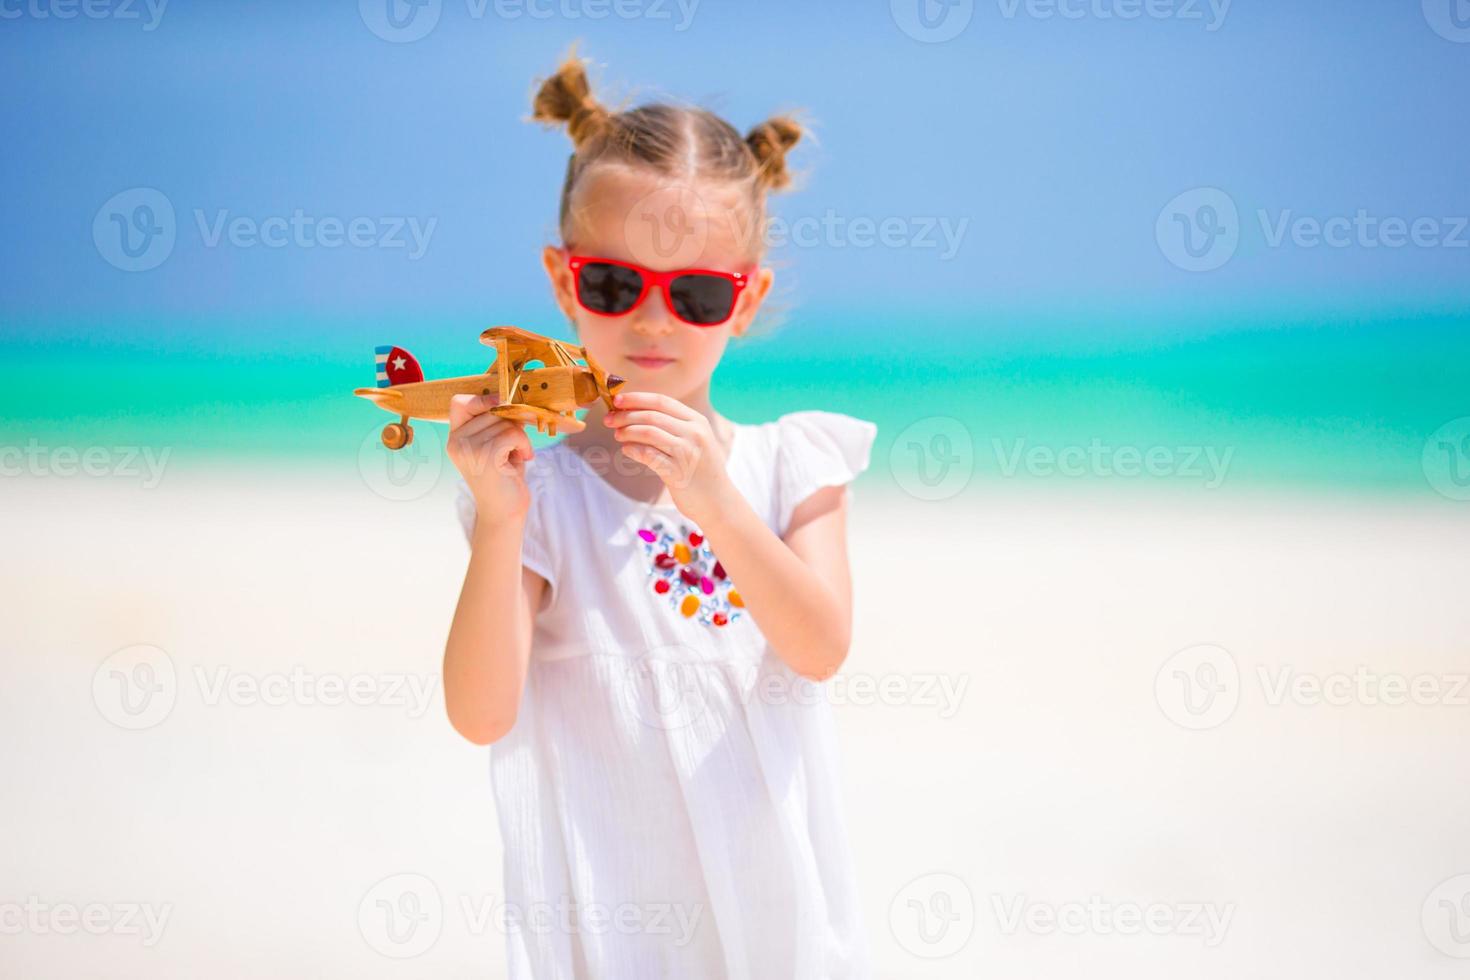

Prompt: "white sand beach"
[3,467,1468,978]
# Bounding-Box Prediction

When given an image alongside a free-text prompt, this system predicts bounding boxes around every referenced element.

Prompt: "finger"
[614,423,684,457]
[620,442,678,479]
[610,390,698,421]
[449,391,503,429]
[604,409,690,435]
[490,425,535,474]
[451,411,515,444]
[456,423,532,479]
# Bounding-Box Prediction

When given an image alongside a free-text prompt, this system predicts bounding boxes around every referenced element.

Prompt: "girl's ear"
[731,265,774,338]
[542,244,579,324]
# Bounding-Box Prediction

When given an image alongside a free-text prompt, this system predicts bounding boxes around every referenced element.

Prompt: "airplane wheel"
[381,423,409,450]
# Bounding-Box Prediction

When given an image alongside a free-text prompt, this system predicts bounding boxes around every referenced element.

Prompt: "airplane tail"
[375,345,425,388]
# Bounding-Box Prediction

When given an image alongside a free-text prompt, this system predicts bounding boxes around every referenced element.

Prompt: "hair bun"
[532,48,609,149]
[745,116,803,192]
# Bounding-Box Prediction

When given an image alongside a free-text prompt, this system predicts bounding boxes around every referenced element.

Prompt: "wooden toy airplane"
[354,325,626,449]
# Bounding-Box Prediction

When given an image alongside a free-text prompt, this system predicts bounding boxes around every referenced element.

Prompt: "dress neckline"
[557,422,746,513]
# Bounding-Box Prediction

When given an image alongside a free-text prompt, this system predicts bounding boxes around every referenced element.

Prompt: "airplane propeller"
[580,345,625,410]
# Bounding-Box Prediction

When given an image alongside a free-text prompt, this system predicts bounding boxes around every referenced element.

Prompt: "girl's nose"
[631,286,678,335]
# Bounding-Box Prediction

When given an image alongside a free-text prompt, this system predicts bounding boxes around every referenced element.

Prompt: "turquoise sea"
[8,306,1469,498]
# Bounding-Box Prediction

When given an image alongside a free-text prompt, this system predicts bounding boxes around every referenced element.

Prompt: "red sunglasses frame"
[564,251,753,328]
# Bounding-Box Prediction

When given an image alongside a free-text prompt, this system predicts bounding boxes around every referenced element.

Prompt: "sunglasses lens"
[577,262,644,315]
[669,274,736,326]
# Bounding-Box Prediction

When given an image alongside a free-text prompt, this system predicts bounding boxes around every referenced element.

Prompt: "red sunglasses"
[564,251,752,327]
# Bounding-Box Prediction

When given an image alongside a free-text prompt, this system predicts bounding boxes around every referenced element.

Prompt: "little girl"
[445,50,877,979]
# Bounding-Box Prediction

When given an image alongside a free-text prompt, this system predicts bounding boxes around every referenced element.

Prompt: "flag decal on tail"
[375,345,425,388]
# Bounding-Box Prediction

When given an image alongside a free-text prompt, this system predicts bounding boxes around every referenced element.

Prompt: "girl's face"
[541,167,773,404]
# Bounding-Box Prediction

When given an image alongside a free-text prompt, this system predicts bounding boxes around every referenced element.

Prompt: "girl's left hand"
[603,391,742,525]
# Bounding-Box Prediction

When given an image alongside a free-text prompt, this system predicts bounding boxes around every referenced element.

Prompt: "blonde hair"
[530,46,804,257]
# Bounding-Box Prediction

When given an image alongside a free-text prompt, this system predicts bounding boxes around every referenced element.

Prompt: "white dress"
[454,410,878,980]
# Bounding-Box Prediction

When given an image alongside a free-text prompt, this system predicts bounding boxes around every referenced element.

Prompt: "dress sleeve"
[453,473,559,607]
[774,410,879,537]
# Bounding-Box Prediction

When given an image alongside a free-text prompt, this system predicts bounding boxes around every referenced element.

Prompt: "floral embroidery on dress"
[637,519,746,628]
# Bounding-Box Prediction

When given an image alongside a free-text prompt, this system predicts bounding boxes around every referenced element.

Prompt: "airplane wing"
[480,326,580,368]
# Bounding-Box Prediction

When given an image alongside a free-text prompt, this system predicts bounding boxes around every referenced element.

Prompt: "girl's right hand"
[447,393,535,527]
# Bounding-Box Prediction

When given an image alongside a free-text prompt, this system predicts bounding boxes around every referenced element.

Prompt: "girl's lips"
[628,355,675,369]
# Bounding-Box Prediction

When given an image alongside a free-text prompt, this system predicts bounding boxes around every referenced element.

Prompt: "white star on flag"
[393,356,407,371]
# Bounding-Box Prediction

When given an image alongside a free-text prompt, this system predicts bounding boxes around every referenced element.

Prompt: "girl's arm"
[442,392,543,745]
[699,484,854,680]
[607,391,860,681]
[443,521,545,744]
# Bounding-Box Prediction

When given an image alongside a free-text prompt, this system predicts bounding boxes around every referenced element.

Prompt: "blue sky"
[2,0,1468,326]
